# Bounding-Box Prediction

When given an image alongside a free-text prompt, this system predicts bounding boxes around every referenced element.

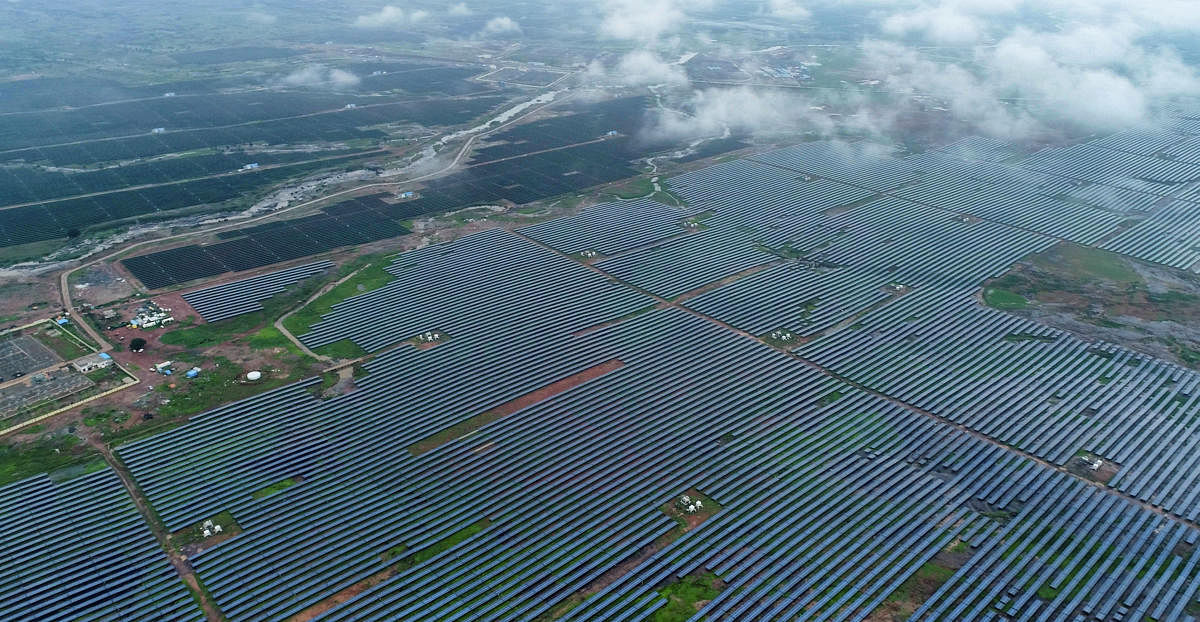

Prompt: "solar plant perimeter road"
[13,132,1200,620]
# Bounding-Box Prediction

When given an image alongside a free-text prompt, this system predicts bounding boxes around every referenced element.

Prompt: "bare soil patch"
[409,359,625,455]
[71,263,135,307]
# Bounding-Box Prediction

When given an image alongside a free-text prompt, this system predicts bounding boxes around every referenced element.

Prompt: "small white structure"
[417,331,443,343]
[72,352,114,373]
[246,370,263,381]
[769,329,795,342]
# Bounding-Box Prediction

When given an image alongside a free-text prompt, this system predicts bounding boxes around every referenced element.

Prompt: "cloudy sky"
[572,0,1200,141]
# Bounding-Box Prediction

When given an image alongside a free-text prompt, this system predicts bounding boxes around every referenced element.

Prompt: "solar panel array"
[936,135,1020,162]
[112,206,1200,622]
[122,194,409,289]
[516,198,697,257]
[749,142,920,192]
[0,470,201,621]
[181,260,334,322]
[1101,199,1200,269]
[24,129,1200,621]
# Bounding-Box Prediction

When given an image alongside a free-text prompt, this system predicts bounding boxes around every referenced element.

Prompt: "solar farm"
[181,261,334,323]
[121,195,410,289]
[15,123,1200,622]
[0,73,508,253]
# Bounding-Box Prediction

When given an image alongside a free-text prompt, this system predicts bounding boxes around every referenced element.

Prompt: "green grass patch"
[308,371,341,399]
[282,254,397,338]
[1038,244,1142,284]
[33,326,92,360]
[1003,333,1056,343]
[163,266,336,349]
[0,237,68,264]
[393,519,492,571]
[47,458,108,482]
[313,338,369,360]
[155,356,303,418]
[606,176,655,200]
[651,571,724,622]
[410,409,506,456]
[161,310,269,349]
[878,560,958,619]
[248,326,301,355]
[984,288,1028,310]
[818,390,845,407]
[250,476,302,499]
[1036,582,1061,600]
[982,509,1015,523]
[84,366,120,383]
[380,544,408,562]
[0,434,100,487]
[102,417,190,447]
[81,407,129,430]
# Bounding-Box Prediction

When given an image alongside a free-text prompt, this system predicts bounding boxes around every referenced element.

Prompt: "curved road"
[58,90,572,350]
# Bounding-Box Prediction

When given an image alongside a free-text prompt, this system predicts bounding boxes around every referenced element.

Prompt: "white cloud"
[481,16,521,35]
[278,66,361,90]
[245,10,277,26]
[599,0,710,43]
[353,5,428,28]
[586,50,688,87]
[882,5,983,45]
[644,87,839,143]
[849,0,1200,136]
[766,0,811,21]
[448,3,473,16]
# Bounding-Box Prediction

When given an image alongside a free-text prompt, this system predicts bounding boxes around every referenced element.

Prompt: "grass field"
[984,287,1028,310]
[33,324,93,360]
[651,571,724,622]
[283,252,397,339]
[1039,244,1140,284]
[162,272,332,350]
[155,356,301,418]
[0,433,101,487]
[251,476,302,499]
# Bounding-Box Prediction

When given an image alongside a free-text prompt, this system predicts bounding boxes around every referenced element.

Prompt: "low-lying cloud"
[644,87,843,142]
[244,10,277,26]
[277,65,361,90]
[481,16,521,35]
[852,0,1200,137]
[599,0,712,44]
[586,51,688,87]
[765,0,811,21]
[353,5,429,28]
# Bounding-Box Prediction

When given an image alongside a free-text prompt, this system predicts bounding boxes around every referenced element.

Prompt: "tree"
[129,337,147,352]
